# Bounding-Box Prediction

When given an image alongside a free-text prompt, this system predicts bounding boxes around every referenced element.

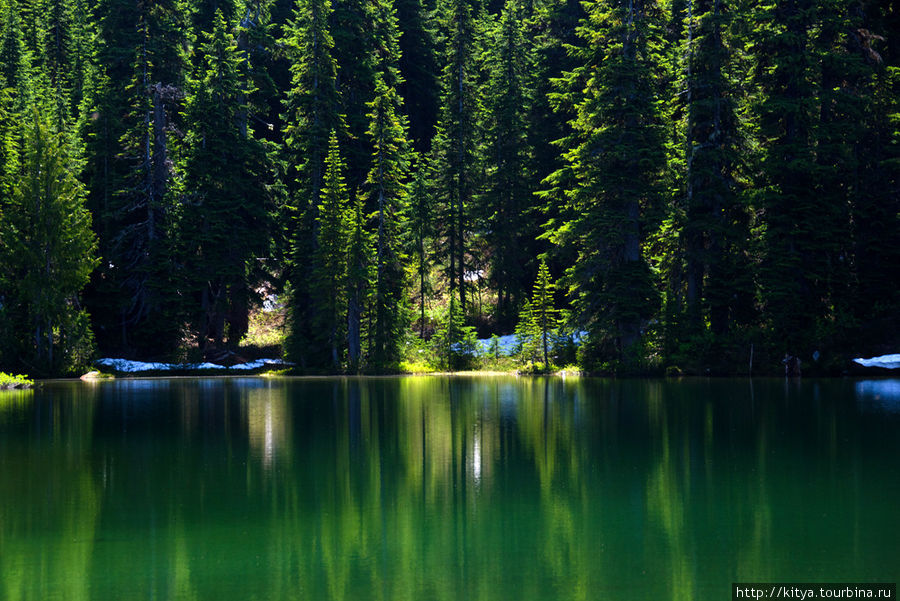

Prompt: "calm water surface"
[1,376,898,600]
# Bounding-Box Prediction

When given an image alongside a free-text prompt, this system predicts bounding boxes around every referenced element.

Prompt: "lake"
[1,376,898,600]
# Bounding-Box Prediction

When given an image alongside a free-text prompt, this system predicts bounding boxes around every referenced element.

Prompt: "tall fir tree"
[313,131,350,368]
[680,0,750,339]
[530,257,555,366]
[849,0,900,349]
[331,0,375,190]
[395,0,438,153]
[365,0,410,369]
[33,0,95,126]
[0,109,98,376]
[345,196,373,370]
[366,74,410,368]
[0,0,33,110]
[432,0,482,315]
[547,0,666,363]
[482,0,534,330]
[82,0,189,357]
[179,10,274,350]
[407,159,432,338]
[281,0,343,367]
[528,0,585,286]
[751,0,843,354]
[281,0,341,206]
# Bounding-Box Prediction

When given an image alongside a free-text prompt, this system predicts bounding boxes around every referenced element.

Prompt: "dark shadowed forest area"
[0,0,897,376]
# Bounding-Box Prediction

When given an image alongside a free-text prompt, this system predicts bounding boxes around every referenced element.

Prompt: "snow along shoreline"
[852,354,900,370]
[95,357,293,374]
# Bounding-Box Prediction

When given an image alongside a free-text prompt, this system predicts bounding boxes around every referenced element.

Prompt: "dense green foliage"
[0,0,896,376]
[0,371,32,388]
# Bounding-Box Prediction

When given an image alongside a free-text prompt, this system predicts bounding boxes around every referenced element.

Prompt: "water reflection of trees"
[0,378,897,599]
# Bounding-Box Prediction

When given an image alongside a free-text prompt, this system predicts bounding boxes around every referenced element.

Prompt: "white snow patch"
[852,354,900,369]
[474,331,587,357]
[95,357,292,373]
[477,334,518,356]
[229,359,289,370]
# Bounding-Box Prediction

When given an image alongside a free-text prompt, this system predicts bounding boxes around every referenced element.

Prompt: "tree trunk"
[348,289,361,370]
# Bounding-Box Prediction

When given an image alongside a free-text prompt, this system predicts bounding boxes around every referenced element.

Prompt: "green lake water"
[0,376,898,600]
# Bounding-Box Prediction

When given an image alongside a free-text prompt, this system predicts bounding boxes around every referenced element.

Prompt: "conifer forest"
[0,0,897,376]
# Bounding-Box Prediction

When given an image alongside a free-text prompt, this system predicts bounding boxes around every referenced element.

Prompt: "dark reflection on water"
[0,377,898,600]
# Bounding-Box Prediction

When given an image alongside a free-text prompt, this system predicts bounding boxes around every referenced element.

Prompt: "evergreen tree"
[331,0,375,189]
[530,257,555,366]
[365,0,411,369]
[345,196,373,370]
[32,0,95,125]
[282,0,340,204]
[395,0,438,153]
[313,131,350,368]
[528,0,585,288]
[179,10,273,350]
[750,0,841,353]
[547,0,666,363]
[82,0,189,357]
[281,0,342,367]
[0,109,97,376]
[513,297,539,363]
[432,0,482,315]
[849,0,900,349]
[680,0,750,338]
[482,0,534,330]
[0,0,33,109]
[366,76,410,368]
[190,0,238,38]
[407,160,432,338]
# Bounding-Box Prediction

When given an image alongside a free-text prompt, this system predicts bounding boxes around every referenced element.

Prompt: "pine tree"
[281,0,340,206]
[807,0,876,352]
[482,0,534,330]
[345,196,373,371]
[0,0,33,109]
[0,109,98,376]
[81,0,189,357]
[681,0,749,337]
[281,0,342,367]
[395,0,438,153]
[32,0,95,126]
[407,160,432,338]
[365,0,411,369]
[179,10,273,350]
[190,0,238,38]
[528,0,585,290]
[432,0,482,315]
[531,257,555,366]
[751,0,842,353]
[849,0,900,348]
[513,298,539,364]
[366,76,410,368]
[313,131,350,368]
[547,0,666,362]
[331,0,375,189]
